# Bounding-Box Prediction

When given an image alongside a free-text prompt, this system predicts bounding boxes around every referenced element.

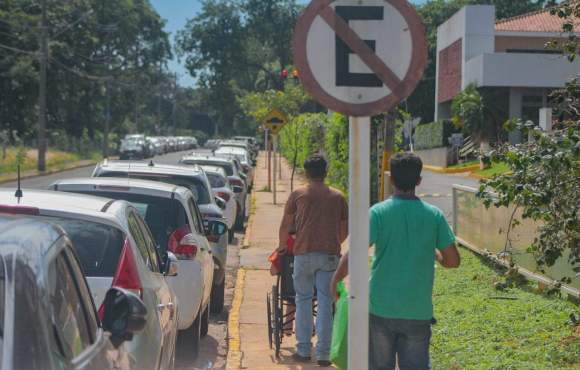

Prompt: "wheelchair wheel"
[266,293,273,349]
[272,285,282,357]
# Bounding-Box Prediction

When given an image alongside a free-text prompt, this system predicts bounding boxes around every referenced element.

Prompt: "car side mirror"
[102,287,147,348]
[215,196,227,210]
[232,185,244,194]
[165,252,179,277]
[205,220,227,236]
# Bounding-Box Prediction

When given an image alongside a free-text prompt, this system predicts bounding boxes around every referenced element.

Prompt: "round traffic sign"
[293,0,427,117]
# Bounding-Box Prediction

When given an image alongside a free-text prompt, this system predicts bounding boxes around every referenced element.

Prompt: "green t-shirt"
[369,196,455,320]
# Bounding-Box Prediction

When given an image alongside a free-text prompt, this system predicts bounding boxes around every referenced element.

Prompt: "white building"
[435,5,580,142]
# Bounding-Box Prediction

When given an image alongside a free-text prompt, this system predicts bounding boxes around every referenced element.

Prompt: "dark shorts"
[369,314,432,370]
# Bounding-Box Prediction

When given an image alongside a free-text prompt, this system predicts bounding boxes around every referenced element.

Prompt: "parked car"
[92,160,229,313]
[214,152,254,191]
[179,155,247,231]
[0,215,147,370]
[199,165,238,243]
[214,147,255,189]
[49,177,226,351]
[205,139,221,150]
[0,189,178,370]
[119,138,148,160]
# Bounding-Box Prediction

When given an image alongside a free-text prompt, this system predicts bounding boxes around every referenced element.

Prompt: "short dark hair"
[304,154,327,180]
[390,152,422,191]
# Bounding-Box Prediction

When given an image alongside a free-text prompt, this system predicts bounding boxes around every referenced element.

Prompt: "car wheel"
[180,310,201,359]
[201,303,210,337]
[235,211,245,231]
[210,279,225,314]
[228,229,235,244]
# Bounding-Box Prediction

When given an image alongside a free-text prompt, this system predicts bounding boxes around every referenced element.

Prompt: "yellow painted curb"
[226,268,246,370]
[242,194,257,249]
[424,164,480,174]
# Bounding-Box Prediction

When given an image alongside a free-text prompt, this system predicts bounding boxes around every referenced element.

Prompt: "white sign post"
[293,1,427,368]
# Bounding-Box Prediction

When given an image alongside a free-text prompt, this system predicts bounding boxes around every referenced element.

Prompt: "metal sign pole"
[348,116,370,370]
[264,129,269,170]
[273,134,278,205]
[267,132,272,192]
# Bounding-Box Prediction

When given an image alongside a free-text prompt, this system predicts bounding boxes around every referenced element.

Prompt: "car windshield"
[75,192,188,251]
[206,173,227,188]
[97,171,212,204]
[47,218,125,277]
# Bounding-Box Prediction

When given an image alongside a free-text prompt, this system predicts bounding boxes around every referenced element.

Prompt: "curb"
[226,268,246,370]
[423,164,480,174]
[0,160,98,185]
[242,194,257,249]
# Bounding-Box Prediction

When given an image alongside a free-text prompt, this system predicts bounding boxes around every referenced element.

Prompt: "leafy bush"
[413,120,453,150]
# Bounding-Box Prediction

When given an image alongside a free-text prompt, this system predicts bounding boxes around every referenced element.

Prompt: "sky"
[150,0,426,87]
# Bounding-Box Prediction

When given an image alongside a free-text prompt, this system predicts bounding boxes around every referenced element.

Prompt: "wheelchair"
[266,253,318,357]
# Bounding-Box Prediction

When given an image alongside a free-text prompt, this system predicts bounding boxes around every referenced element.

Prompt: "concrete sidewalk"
[229,152,338,370]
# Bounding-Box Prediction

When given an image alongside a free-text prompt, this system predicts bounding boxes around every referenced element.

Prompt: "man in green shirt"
[331,152,460,370]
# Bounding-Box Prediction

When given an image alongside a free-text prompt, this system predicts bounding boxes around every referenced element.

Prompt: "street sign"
[263,109,288,135]
[293,2,427,369]
[293,0,427,117]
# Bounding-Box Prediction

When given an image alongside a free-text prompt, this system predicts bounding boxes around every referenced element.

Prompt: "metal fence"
[453,184,579,297]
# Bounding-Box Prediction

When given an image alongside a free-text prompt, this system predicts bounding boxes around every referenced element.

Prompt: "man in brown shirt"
[278,154,348,366]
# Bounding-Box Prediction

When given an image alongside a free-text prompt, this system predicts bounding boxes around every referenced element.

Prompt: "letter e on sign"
[293,0,427,117]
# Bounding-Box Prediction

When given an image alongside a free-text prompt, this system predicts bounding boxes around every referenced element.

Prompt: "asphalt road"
[0,148,239,370]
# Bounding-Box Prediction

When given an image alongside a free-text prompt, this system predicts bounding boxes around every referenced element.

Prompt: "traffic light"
[292,69,299,80]
[281,69,288,79]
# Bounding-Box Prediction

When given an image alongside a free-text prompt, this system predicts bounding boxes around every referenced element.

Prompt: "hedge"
[413,120,454,150]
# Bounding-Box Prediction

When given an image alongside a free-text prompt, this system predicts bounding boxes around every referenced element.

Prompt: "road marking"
[226,268,246,370]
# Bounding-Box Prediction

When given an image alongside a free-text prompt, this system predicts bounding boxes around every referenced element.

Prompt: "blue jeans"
[293,252,339,360]
[369,314,432,370]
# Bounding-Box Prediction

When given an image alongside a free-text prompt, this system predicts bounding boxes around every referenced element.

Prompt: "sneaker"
[292,353,311,363]
[318,360,332,367]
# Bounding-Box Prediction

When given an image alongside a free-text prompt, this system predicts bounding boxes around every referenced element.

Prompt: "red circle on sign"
[293,0,428,117]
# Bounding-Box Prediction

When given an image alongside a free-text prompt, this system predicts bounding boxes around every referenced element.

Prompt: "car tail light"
[168,225,198,260]
[229,178,244,188]
[216,191,230,202]
[0,205,40,215]
[111,239,143,298]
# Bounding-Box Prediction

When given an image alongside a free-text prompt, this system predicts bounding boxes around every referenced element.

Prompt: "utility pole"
[379,112,396,200]
[103,77,111,158]
[172,73,177,135]
[37,0,48,171]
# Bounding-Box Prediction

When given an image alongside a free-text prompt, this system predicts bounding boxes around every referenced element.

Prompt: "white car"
[214,146,255,189]
[199,165,238,242]
[49,177,225,357]
[0,189,178,370]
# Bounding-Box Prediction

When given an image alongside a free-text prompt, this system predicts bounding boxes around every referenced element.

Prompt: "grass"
[472,162,511,179]
[448,160,480,169]
[431,249,579,369]
[0,147,100,175]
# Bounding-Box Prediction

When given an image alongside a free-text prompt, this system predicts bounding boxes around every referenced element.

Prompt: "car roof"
[0,189,128,230]
[96,160,205,177]
[215,147,248,154]
[0,216,65,260]
[51,177,192,200]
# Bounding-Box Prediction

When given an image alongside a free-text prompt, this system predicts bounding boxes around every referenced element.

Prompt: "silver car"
[0,215,147,370]
[0,189,179,370]
[180,155,248,231]
[50,177,225,356]
[199,165,238,243]
[92,160,229,314]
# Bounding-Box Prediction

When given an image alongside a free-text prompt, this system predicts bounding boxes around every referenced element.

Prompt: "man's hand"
[330,277,341,302]
[276,245,288,255]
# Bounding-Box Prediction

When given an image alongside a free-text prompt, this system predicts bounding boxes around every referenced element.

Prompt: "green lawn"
[473,162,511,178]
[448,160,480,169]
[431,249,579,369]
[0,147,100,176]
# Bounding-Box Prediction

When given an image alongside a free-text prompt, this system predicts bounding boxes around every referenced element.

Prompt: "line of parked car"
[0,136,258,369]
[119,134,199,160]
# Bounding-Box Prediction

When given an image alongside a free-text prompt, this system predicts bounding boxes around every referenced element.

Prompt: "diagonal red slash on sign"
[319,5,403,98]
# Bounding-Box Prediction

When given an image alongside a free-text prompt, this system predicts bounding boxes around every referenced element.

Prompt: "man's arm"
[435,245,461,268]
[277,210,294,253]
[331,251,349,301]
[339,220,348,244]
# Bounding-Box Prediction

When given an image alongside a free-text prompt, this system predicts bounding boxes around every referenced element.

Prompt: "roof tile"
[495,8,577,33]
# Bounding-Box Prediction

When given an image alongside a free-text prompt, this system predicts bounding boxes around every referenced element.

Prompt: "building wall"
[437,40,463,103]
